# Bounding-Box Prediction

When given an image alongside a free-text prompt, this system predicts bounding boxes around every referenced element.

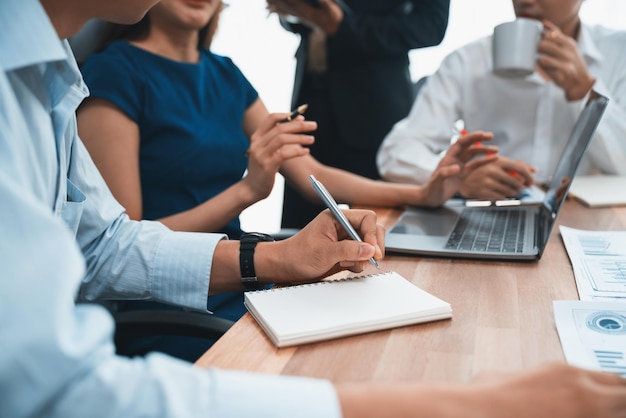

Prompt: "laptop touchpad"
[389,208,459,237]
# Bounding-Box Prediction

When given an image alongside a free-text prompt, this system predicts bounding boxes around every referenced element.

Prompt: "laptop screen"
[542,91,609,214]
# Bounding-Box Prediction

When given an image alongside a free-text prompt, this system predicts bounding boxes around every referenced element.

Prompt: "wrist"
[237,178,266,207]
[411,185,431,206]
[566,76,595,101]
[254,239,293,284]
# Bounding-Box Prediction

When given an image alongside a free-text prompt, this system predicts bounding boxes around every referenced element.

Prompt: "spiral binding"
[251,271,393,293]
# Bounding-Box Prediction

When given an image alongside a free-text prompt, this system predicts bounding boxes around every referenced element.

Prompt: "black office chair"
[113,310,234,346]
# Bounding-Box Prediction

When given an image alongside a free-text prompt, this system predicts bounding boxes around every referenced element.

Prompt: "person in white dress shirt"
[377,0,626,201]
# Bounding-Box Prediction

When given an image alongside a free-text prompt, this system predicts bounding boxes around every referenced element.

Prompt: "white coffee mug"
[492,18,543,78]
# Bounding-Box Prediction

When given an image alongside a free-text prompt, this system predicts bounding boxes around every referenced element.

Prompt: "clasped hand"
[421,131,499,207]
[243,112,316,204]
[459,154,536,201]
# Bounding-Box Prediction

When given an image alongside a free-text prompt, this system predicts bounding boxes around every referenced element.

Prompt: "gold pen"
[245,104,310,157]
[280,104,308,123]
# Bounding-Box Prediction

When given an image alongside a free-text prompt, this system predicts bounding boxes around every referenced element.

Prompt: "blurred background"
[211,0,626,233]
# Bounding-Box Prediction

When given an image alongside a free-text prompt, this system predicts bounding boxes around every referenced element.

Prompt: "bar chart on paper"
[582,256,626,294]
[560,226,626,300]
[594,350,626,377]
[554,301,626,378]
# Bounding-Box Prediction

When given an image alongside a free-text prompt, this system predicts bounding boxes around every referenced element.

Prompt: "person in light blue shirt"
[2,1,626,417]
[0,0,376,416]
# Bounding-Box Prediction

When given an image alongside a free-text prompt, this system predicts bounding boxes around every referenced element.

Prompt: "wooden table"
[196,199,626,384]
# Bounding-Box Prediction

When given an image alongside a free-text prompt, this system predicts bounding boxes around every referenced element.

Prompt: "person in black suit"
[267,0,450,228]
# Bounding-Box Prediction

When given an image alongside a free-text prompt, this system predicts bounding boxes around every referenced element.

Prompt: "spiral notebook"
[244,271,452,347]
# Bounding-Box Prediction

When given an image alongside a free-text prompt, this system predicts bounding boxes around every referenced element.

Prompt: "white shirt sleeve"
[377,49,467,185]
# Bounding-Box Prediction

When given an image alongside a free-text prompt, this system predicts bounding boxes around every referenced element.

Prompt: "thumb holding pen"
[275,209,384,282]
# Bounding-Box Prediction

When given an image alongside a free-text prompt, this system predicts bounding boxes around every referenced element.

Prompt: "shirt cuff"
[208,369,342,418]
[152,231,226,311]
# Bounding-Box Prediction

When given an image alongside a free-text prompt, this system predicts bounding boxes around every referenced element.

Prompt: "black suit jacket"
[283,0,450,152]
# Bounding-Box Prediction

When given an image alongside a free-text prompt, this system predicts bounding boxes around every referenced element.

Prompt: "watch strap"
[239,233,274,290]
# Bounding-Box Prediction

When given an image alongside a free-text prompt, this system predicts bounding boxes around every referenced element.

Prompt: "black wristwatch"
[239,232,275,290]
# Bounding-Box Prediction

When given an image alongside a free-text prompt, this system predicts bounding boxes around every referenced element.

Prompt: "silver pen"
[308,175,380,269]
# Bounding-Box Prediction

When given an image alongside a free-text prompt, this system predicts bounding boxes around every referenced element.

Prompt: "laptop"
[385,91,609,261]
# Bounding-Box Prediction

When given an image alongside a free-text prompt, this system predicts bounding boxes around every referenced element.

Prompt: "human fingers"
[246,148,311,192]
[452,131,497,161]
[488,165,526,195]
[463,153,499,172]
[267,0,301,9]
[274,210,375,282]
[342,209,385,259]
[457,130,494,144]
[258,112,310,133]
[461,167,519,200]
[271,0,315,19]
[465,146,499,162]
[246,138,313,179]
[585,368,626,387]
[272,144,311,162]
[432,163,461,179]
[537,21,571,72]
[453,131,494,150]
[501,159,535,186]
[320,208,385,272]
[249,118,316,159]
[547,365,626,418]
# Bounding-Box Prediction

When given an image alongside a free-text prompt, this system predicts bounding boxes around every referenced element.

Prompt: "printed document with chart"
[554,300,626,378]
[559,226,626,301]
[554,226,626,378]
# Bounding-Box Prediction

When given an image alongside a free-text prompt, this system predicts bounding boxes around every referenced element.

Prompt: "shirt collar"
[0,0,68,72]
[578,23,603,66]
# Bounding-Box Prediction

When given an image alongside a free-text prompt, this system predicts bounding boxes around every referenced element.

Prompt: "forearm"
[157,180,262,233]
[338,383,480,418]
[316,166,426,207]
[283,157,424,207]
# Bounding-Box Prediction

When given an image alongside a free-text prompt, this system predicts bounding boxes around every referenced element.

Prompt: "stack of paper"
[569,175,626,208]
[560,226,626,302]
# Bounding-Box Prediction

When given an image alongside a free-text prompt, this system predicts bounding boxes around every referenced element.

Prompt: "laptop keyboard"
[445,208,526,253]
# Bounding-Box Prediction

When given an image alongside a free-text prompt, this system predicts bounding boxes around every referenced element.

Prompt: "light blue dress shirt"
[0,1,341,416]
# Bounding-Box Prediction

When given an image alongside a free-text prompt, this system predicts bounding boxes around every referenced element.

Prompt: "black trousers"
[281,73,381,228]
